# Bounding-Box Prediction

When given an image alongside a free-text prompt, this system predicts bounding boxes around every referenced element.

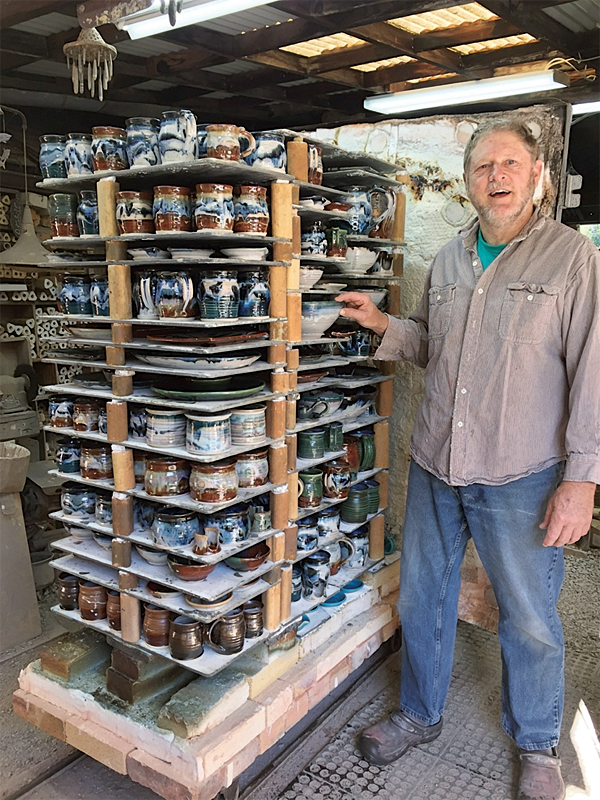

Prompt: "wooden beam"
[305,42,401,74]
[146,49,229,77]
[362,60,446,88]
[0,28,48,58]
[244,49,365,89]
[414,19,522,51]
[0,0,68,29]
[461,41,555,70]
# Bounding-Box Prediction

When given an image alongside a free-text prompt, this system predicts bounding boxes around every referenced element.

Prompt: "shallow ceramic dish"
[152,376,266,401]
[224,542,270,572]
[299,267,324,291]
[135,545,169,566]
[343,579,364,593]
[301,300,341,340]
[146,581,182,599]
[66,327,110,341]
[311,283,347,294]
[185,591,233,609]
[136,353,261,370]
[93,532,112,550]
[167,555,216,582]
[219,247,268,261]
[297,369,329,385]
[73,371,110,389]
[145,330,268,346]
[46,251,82,262]
[355,288,387,307]
[323,590,347,607]
[67,526,94,541]
[128,248,170,260]
[168,248,215,260]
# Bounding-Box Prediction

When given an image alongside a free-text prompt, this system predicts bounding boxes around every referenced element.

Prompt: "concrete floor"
[2,549,599,800]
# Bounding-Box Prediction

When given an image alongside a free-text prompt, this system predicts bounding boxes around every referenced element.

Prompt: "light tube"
[572,100,600,115]
[117,0,274,40]
[364,70,570,115]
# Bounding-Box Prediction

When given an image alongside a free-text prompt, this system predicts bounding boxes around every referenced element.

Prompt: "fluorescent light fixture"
[572,100,600,115]
[364,70,570,115]
[117,0,274,40]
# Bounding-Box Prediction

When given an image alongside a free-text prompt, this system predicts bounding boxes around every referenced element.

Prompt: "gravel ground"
[559,548,600,656]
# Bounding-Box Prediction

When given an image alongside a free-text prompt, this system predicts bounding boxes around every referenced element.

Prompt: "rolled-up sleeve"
[374,271,431,367]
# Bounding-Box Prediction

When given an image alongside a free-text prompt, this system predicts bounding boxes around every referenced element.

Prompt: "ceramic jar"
[90,275,109,316]
[230,405,266,446]
[155,271,195,317]
[204,504,249,545]
[205,124,255,161]
[134,451,147,485]
[243,600,264,638]
[143,604,171,647]
[251,507,271,533]
[238,270,270,317]
[39,135,66,179]
[49,397,74,428]
[197,270,239,319]
[340,483,369,524]
[116,191,154,234]
[129,407,147,440]
[342,436,361,480]
[317,506,340,537]
[134,270,159,319]
[189,461,238,503]
[298,468,323,509]
[146,408,186,447]
[126,117,161,168]
[326,421,344,453]
[94,490,113,525]
[152,508,199,548]
[291,564,303,602]
[137,498,155,530]
[61,482,95,518]
[59,274,91,314]
[297,516,319,552]
[354,429,376,470]
[91,126,128,171]
[145,457,189,496]
[302,550,330,598]
[364,478,380,514]
[323,537,355,576]
[346,524,370,569]
[297,428,326,460]
[80,444,113,480]
[49,193,78,237]
[185,413,231,455]
[326,227,348,258]
[170,616,204,660]
[56,437,80,474]
[301,221,327,256]
[194,183,234,231]
[308,143,323,185]
[76,191,99,236]
[208,607,245,654]
[159,110,197,163]
[153,186,192,232]
[73,398,99,431]
[245,132,286,172]
[233,185,269,235]
[106,591,121,631]
[235,449,268,488]
[78,581,107,620]
[65,133,93,176]
[323,458,351,499]
[57,572,79,610]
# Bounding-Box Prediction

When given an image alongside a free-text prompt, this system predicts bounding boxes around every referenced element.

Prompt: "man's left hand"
[540,480,596,547]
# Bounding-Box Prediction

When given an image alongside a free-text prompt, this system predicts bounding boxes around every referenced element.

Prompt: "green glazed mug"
[298,468,324,508]
[326,421,344,453]
[297,428,326,460]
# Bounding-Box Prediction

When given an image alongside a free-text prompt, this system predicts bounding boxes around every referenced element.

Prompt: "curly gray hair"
[463,117,539,174]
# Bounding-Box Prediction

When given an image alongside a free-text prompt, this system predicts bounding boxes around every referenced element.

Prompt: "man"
[336,117,599,800]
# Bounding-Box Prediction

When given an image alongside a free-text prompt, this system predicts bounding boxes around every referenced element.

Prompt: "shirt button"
[477,288,483,294]
[527,294,533,301]
[472,261,477,267]
[457,421,464,428]
[461,388,467,394]
[436,295,441,301]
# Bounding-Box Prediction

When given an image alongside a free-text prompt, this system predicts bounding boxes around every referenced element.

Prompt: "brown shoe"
[518,750,565,800]
[357,710,443,766]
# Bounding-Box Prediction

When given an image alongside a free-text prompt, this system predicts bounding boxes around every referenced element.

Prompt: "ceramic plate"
[151,376,266,401]
[135,353,261,370]
[297,370,329,384]
[323,590,347,607]
[145,330,268,346]
[343,579,364,593]
[312,283,347,293]
[168,248,215,260]
[66,327,110,341]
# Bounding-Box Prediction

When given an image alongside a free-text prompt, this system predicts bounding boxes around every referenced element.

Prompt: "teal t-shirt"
[477,228,507,270]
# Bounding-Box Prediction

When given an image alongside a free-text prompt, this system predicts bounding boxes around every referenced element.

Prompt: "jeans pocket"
[428,284,456,339]
[498,282,559,344]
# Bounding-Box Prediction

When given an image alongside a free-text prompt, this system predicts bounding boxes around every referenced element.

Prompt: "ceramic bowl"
[355,288,387,307]
[299,267,324,290]
[67,525,94,542]
[301,300,340,340]
[135,545,169,566]
[66,326,109,341]
[338,247,379,275]
[184,591,233,609]
[136,353,260,371]
[146,581,182,599]
[168,248,215,260]
[224,541,270,572]
[127,248,170,260]
[219,247,268,261]
[167,555,216,582]
[93,532,113,550]
[297,388,344,420]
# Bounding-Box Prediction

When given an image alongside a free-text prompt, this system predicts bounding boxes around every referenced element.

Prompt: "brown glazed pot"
[208,607,246,654]
[57,572,79,610]
[106,590,121,630]
[342,436,361,479]
[243,600,264,639]
[169,615,204,660]
[143,603,171,647]
[323,458,351,499]
[78,581,108,620]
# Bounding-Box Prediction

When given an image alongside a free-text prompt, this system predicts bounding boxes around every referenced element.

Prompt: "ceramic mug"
[155,271,196,318]
[235,449,269,488]
[59,274,91,314]
[126,117,161,168]
[204,504,249,545]
[243,600,264,638]
[94,490,113,525]
[64,133,93,176]
[56,437,80,474]
[116,191,155,234]
[153,186,192,232]
[91,126,128,172]
[159,110,197,163]
[208,607,246,654]
[186,412,231,454]
[73,399,99,431]
[197,270,239,319]
[297,516,319,551]
[233,185,269,235]
[77,191,99,236]
[194,183,234,231]
[346,524,370,568]
[169,616,204,660]
[302,550,330,599]
[152,508,200,548]
[134,270,159,319]
[297,428,326,460]
[49,397,74,428]
[205,124,255,161]
[146,408,186,447]
[61,483,95,518]
[39,135,66,179]
[251,508,271,533]
[49,194,78,238]
[298,468,323,509]
[317,506,340,537]
[230,405,266,446]
[291,564,303,602]
[323,537,355,576]
[90,275,109,316]
[322,458,351,499]
[326,421,344,453]
[189,461,238,503]
[245,132,287,172]
[238,270,270,318]
[145,457,189,496]
[301,221,327,256]
[80,444,112,480]
[128,407,147,439]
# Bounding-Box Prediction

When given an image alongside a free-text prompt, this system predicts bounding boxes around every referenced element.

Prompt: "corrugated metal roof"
[12,13,77,35]
[203,60,263,74]
[199,6,294,35]
[451,33,537,55]
[15,60,69,77]
[352,55,415,72]
[117,39,186,56]
[282,33,365,58]
[542,0,600,33]
[133,79,174,90]
[407,71,458,84]
[388,2,496,34]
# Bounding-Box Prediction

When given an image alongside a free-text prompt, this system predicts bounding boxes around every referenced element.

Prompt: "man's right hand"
[335,292,389,336]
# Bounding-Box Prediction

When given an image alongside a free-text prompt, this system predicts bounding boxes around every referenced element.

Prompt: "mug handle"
[207,620,228,655]
[239,128,256,159]
[178,272,192,313]
[297,477,304,496]
[339,537,356,566]
[309,399,330,417]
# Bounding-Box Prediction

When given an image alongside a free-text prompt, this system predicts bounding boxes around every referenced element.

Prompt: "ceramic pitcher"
[155,271,196,318]
[245,132,286,172]
[205,124,255,161]
[126,117,161,168]
[134,270,159,319]
[159,110,197,163]
[342,186,394,235]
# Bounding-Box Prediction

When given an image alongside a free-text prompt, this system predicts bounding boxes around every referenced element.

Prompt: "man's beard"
[470,172,536,227]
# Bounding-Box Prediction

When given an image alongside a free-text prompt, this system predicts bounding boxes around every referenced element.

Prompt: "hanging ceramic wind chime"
[63,27,117,102]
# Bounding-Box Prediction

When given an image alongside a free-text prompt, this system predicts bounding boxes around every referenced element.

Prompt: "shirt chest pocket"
[498,282,559,344]
[428,284,456,339]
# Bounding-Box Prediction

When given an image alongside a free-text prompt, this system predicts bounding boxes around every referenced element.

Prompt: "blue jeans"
[399,460,565,750]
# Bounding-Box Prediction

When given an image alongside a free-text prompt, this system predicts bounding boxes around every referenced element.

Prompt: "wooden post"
[376,379,394,417]
[286,139,309,183]
[268,443,288,485]
[286,292,302,343]
[112,369,134,397]
[286,394,297,431]
[280,564,292,622]
[266,397,286,439]
[270,485,289,530]
[392,190,406,244]
[270,369,289,394]
[284,525,298,562]
[111,445,135,490]
[97,178,119,238]
[105,239,128,262]
[105,345,126,366]
[111,538,131,567]
[112,492,134,536]
[285,434,297,470]
[119,594,141,644]
[388,284,401,317]
[375,471,389,509]
[374,420,390,469]
[263,582,282,631]
[287,471,299,521]
[286,349,299,370]
[106,400,128,442]
[268,343,286,364]
[112,323,133,344]
[269,265,288,319]
[369,515,385,561]
[270,530,285,563]
[108,264,132,320]
[270,181,294,240]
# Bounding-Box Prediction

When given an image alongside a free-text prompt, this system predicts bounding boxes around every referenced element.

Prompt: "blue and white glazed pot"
[185,412,232,455]
[197,270,239,320]
[146,408,186,447]
[116,191,154,234]
[238,270,270,317]
[153,185,192,232]
[64,133,93,177]
[204,504,249,545]
[126,117,161,168]
[194,183,234,231]
[77,191,99,237]
[91,126,128,172]
[155,271,196,318]
[128,407,147,439]
[245,133,287,172]
[39,135,66,179]
[302,550,330,599]
[233,185,269,235]
[59,274,92,315]
[56,438,80,474]
[90,275,109,316]
[61,482,95,518]
[159,110,197,163]
[152,508,199,548]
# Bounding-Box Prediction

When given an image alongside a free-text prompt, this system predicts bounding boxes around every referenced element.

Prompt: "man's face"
[464,131,542,227]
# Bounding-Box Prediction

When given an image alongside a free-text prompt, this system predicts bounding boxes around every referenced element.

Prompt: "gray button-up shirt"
[375,208,600,486]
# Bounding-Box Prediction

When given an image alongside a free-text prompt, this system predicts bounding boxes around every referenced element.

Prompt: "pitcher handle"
[239,128,256,159]
[178,272,192,313]
[339,537,356,567]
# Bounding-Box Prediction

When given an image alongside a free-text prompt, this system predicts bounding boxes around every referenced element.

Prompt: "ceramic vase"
[197,270,239,319]
[39,135,66,179]
[64,133,93,176]
[91,126,128,171]
[194,183,234,231]
[126,117,161,168]
[159,110,197,163]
